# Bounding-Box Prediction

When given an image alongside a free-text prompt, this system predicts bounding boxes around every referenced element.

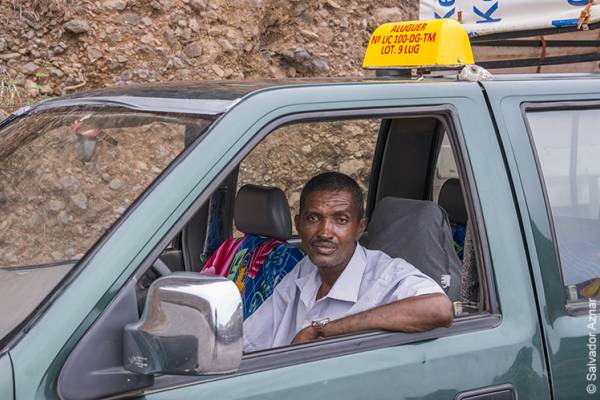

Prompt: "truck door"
[482,77,600,399]
[17,81,551,400]
[133,81,550,399]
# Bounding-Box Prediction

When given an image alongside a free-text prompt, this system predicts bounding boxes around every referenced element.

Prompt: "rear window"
[526,108,600,302]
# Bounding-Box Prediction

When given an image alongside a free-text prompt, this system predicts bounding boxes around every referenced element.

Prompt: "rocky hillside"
[0,0,417,113]
[0,1,417,267]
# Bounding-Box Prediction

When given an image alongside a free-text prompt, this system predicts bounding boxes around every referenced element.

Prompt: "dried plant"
[0,79,23,114]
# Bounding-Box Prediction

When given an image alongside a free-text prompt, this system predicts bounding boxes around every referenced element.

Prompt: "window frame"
[521,100,600,314]
[62,104,500,397]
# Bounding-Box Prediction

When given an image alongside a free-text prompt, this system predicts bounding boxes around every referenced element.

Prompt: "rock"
[164,29,177,46]
[373,7,404,23]
[300,29,320,40]
[218,38,234,53]
[24,79,39,96]
[47,200,65,213]
[142,16,152,26]
[150,1,161,11]
[0,110,8,121]
[87,47,103,63]
[21,62,39,75]
[53,43,66,54]
[25,214,40,229]
[190,0,207,12]
[339,159,363,176]
[0,38,6,52]
[211,64,225,77]
[50,68,64,78]
[1,53,21,61]
[57,211,71,225]
[311,59,330,73]
[60,176,80,193]
[189,17,199,32]
[326,0,341,9]
[141,33,154,44]
[301,144,312,154]
[122,13,141,26]
[104,0,127,11]
[292,47,311,63]
[40,84,54,95]
[183,41,203,58]
[70,193,88,210]
[64,19,90,34]
[109,178,123,190]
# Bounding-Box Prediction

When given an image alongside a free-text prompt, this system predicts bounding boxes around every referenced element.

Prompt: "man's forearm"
[319,293,453,338]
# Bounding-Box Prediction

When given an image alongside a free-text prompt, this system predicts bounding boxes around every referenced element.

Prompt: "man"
[243,172,453,352]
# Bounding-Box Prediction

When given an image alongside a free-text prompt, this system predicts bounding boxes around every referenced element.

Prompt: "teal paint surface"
[0,353,14,400]
[4,78,559,398]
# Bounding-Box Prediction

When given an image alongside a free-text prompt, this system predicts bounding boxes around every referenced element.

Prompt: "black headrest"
[234,184,292,240]
[438,178,467,225]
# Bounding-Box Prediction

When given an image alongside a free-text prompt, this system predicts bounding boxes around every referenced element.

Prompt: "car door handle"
[456,384,516,400]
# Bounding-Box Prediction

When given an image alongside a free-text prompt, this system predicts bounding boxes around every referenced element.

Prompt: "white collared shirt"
[243,244,445,352]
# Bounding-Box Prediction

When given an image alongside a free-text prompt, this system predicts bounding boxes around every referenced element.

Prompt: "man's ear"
[294,214,300,233]
[356,216,368,240]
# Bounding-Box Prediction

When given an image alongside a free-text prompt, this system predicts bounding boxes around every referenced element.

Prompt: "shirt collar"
[295,243,367,307]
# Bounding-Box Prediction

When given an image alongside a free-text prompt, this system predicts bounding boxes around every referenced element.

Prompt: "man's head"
[295,172,367,271]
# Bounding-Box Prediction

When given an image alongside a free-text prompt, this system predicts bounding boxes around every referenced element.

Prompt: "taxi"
[0,19,599,400]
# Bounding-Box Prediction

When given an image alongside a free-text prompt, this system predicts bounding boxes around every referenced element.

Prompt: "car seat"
[438,178,479,305]
[365,197,462,302]
[201,184,304,319]
[438,178,467,260]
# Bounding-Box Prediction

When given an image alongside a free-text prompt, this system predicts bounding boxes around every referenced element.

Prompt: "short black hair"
[299,172,364,219]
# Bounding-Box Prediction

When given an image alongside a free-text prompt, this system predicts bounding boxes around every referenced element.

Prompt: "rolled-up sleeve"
[390,274,445,300]
[375,257,446,304]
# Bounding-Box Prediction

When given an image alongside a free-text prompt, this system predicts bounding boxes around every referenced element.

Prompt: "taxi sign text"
[363,19,474,69]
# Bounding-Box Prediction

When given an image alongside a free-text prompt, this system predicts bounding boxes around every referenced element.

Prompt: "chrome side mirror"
[123,272,242,376]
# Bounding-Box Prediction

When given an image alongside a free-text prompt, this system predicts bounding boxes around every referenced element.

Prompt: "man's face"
[295,190,367,270]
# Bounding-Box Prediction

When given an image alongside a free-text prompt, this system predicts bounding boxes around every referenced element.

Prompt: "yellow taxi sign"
[363,19,474,69]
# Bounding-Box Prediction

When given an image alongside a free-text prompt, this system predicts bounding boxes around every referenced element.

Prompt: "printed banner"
[419,0,600,37]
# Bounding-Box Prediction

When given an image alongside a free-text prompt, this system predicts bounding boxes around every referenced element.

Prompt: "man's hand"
[292,326,322,344]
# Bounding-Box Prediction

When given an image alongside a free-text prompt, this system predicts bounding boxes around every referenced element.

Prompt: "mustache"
[309,239,337,248]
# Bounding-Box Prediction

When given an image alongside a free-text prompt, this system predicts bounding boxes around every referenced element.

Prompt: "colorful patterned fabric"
[201,237,244,276]
[202,234,304,319]
[451,223,466,261]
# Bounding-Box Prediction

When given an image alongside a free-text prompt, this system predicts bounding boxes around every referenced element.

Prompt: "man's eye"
[307,214,319,222]
[337,217,349,224]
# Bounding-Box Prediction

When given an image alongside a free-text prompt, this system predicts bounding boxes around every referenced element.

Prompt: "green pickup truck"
[1,20,599,400]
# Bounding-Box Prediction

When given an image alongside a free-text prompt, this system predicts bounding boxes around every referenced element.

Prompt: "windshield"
[0,105,214,342]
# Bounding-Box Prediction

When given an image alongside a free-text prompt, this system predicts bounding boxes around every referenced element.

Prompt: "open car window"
[0,107,213,342]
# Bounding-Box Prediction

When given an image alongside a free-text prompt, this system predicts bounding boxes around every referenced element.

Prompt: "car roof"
[58,72,600,99]
[24,72,600,116]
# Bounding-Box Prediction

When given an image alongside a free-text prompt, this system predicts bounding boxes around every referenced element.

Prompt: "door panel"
[482,78,600,399]
[135,82,550,399]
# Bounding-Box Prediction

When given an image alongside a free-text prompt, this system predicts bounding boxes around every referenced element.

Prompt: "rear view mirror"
[123,273,242,376]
